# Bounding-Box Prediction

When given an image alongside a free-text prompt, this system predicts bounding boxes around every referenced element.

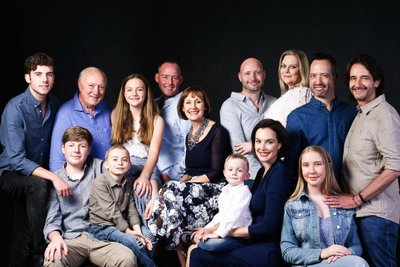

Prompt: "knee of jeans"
[351,255,370,267]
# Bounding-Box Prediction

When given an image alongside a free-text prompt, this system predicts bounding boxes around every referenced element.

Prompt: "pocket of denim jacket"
[336,209,355,217]
[290,209,311,235]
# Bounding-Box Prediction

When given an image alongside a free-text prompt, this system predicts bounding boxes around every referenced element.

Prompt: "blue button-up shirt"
[0,88,60,176]
[281,191,362,266]
[155,92,191,180]
[286,97,356,182]
[49,92,111,171]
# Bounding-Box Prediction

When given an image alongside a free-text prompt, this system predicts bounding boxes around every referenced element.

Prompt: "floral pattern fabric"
[148,180,226,247]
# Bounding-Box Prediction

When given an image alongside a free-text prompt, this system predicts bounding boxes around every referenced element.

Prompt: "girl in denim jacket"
[281,146,369,267]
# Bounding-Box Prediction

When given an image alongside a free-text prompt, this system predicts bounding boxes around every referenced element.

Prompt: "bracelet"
[359,192,367,203]
[352,195,359,207]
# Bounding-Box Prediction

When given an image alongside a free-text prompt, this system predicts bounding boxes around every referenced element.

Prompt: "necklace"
[187,118,209,150]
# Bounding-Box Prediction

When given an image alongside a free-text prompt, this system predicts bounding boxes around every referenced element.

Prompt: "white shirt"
[263,85,312,127]
[205,182,252,238]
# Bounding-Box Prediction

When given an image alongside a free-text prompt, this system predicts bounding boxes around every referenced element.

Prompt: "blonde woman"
[280,146,368,267]
[263,49,312,127]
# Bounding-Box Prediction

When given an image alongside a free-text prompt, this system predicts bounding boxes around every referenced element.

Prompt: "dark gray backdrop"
[3,0,400,264]
[6,0,400,118]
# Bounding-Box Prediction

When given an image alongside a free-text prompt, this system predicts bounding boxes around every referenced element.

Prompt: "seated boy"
[43,126,136,267]
[89,145,156,267]
[186,153,253,266]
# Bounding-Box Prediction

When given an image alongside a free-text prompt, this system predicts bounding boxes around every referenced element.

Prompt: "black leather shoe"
[180,231,194,244]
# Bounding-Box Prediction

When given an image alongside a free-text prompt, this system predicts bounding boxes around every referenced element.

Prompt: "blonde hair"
[111,74,158,145]
[288,145,342,201]
[278,49,309,95]
[224,153,249,171]
[105,144,130,161]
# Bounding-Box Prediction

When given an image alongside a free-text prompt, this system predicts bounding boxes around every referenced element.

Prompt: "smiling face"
[124,78,146,108]
[348,63,379,107]
[182,92,205,122]
[104,147,132,180]
[155,62,183,97]
[309,59,335,101]
[25,65,55,101]
[223,158,250,186]
[238,58,266,93]
[62,140,91,169]
[78,68,107,110]
[280,55,301,89]
[254,127,282,168]
[301,151,326,190]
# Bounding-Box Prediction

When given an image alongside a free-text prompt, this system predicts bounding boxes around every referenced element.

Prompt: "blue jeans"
[309,255,369,266]
[198,236,248,252]
[90,224,156,267]
[356,216,399,267]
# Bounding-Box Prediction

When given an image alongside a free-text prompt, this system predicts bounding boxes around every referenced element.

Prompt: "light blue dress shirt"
[220,92,276,180]
[155,92,191,180]
[49,92,111,171]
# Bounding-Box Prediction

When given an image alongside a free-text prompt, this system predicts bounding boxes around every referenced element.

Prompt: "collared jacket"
[280,191,362,266]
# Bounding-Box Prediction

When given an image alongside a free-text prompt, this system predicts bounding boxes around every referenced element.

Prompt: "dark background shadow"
[3,0,400,265]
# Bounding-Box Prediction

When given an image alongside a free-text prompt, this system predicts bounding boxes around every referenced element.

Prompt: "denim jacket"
[280,190,362,266]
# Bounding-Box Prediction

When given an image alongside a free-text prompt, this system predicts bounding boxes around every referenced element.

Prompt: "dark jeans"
[198,236,248,252]
[0,171,49,267]
[356,215,399,267]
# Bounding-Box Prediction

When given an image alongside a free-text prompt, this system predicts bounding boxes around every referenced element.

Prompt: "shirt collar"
[231,91,266,102]
[222,182,245,192]
[73,92,107,115]
[104,171,127,187]
[310,96,343,110]
[358,94,385,115]
[24,87,44,108]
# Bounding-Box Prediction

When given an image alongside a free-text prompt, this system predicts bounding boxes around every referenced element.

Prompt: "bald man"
[220,58,277,180]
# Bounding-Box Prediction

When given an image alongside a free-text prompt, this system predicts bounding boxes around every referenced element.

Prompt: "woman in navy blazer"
[189,119,293,267]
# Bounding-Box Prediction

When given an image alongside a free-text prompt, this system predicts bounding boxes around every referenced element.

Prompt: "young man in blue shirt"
[0,52,72,267]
